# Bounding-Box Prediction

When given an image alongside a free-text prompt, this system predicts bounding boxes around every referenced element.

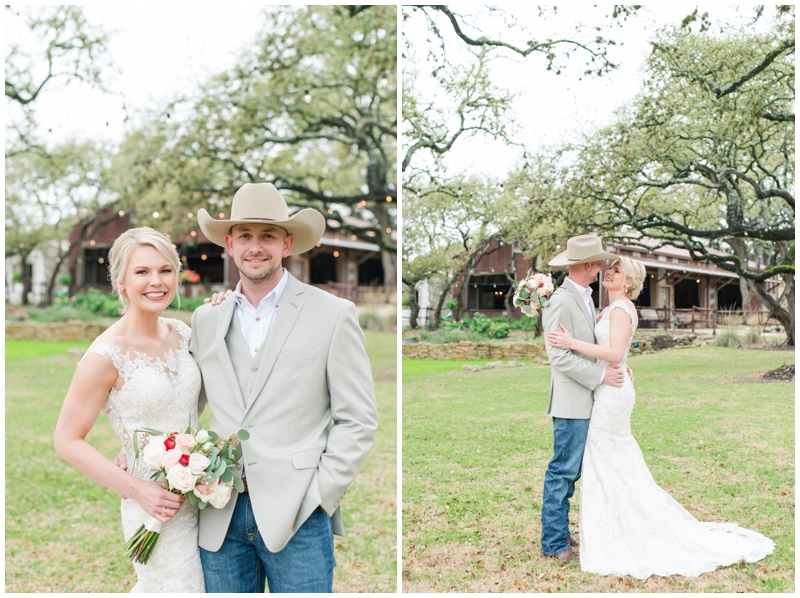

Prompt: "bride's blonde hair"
[108,227,181,314]
[612,257,647,300]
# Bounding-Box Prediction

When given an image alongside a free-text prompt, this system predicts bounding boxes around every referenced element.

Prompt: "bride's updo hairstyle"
[613,256,647,300]
[107,227,181,314]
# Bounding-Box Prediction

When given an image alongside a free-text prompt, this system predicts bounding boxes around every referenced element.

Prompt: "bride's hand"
[133,480,185,524]
[546,324,574,350]
[114,451,127,471]
[204,289,233,306]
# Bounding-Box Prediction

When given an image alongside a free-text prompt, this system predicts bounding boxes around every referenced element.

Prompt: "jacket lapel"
[564,280,596,331]
[242,273,306,420]
[214,295,247,411]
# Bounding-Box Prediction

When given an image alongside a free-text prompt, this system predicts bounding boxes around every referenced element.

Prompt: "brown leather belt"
[240,478,249,493]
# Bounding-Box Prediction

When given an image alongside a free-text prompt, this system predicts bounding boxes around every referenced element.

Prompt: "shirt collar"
[564,276,592,296]
[234,268,289,308]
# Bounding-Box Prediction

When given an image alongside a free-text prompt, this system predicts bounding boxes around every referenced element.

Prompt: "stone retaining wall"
[6,321,109,342]
[402,341,547,361]
[403,333,711,361]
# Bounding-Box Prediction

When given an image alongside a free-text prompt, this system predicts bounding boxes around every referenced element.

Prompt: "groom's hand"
[602,364,625,387]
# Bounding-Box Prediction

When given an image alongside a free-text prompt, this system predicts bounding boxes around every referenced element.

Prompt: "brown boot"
[568,535,579,547]
[553,547,579,563]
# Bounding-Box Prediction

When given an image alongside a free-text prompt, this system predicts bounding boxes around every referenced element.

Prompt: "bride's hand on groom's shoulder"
[546,324,574,349]
[204,289,233,306]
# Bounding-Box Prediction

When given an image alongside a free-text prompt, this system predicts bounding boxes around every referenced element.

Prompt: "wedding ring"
[162,509,167,516]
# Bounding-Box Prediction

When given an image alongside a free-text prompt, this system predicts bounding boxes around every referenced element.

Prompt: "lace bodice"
[81,319,204,592]
[593,299,638,366]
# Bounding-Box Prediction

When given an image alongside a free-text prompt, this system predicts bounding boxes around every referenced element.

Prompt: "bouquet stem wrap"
[124,515,163,565]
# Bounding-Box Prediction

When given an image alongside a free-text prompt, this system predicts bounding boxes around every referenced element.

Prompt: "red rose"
[164,437,176,450]
[539,282,544,288]
[179,454,190,467]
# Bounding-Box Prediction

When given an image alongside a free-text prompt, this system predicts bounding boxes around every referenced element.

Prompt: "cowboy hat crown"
[198,183,325,255]
[548,234,617,267]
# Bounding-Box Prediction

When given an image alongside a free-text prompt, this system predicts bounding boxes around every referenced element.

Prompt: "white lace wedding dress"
[579,300,775,579]
[82,319,205,592]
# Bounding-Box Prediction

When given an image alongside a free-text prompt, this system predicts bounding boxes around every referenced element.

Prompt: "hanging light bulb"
[153,211,159,218]
[165,113,172,123]
[303,90,312,103]
[231,102,238,115]
[379,72,389,88]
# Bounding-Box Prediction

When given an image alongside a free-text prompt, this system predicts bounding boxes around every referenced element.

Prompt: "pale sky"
[6,5,267,145]
[402,4,757,179]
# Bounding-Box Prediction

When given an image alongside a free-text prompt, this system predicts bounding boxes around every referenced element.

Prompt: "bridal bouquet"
[513,269,556,317]
[123,423,250,564]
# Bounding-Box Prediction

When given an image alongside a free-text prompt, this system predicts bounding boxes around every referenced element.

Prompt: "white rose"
[202,442,213,451]
[162,448,184,472]
[174,433,197,453]
[142,437,167,469]
[195,430,210,444]
[166,465,199,493]
[208,482,233,509]
[188,452,211,475]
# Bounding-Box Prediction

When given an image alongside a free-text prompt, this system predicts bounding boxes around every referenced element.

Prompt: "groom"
[540,234,623,564]
[191,183,378,592]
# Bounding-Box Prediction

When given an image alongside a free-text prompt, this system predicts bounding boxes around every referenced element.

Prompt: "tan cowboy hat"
[548,234,618,267]
[198,183,326,255]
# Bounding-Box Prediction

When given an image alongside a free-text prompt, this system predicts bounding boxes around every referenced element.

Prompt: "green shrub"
[418,328,487,344]
[468,312,491,334]
[168,294,210,313]
[72,288,122,317]
[488,320,509,339]
[509,315,538,331]
[744,326,763,344]
[714,330,742,347]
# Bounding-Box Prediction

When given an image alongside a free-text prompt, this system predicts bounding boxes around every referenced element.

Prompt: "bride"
[546,257,774,579]
[54,227,205,592]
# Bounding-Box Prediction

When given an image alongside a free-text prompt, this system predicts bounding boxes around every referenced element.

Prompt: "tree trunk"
[738,275,753,323]
[431,279,453,330]
[453,269,471,323]
[745,276,794,346]
[380,247,397,290]
[19,251,32,306]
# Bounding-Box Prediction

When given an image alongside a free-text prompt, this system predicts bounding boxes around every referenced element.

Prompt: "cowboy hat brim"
[198,207,326,256]
[548,249,619,267]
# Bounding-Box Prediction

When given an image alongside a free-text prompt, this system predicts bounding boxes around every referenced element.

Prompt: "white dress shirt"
[233,269,289,356]
[563,276,605,386]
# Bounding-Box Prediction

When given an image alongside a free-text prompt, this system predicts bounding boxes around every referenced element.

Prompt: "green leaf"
[198,500,208,509]
[233,476,244,493]
[220,470,234,483]
[237,429,250,441]
[186,492,199,504]
[233,443,243,462]
[208,431,219,442]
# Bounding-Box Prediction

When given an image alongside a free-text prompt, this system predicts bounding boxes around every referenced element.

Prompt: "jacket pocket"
[276,350,318,363]
[291,447,325,469]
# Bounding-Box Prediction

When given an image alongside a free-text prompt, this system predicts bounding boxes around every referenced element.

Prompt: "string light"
[218,212,225,218]
[118,210,125,217]
[303,90,311,103]
[190,231,197,237]
[386,196,392,202]
[181,256,187,262]
[187,212,193,218]
[386,227,391,233]
[351,235,357,240]
[201,254,207,261]
[231,103,238,115]
[221,253,226,259]
[379,72,389,88]
[153,211,160,218]
[98,258,104,264]
[89,240,96,246]
[333,251,339,257]
[316,242,322,247]
[165,113,172,123]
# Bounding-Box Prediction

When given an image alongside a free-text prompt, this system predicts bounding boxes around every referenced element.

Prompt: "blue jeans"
[541,417,590,556]
[200,494,336,593]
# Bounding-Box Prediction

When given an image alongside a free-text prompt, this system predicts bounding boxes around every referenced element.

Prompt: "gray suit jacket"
[189,273,378,552]
[542,282,605,419]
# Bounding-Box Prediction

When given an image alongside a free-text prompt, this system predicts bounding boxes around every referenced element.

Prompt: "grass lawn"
[402,347,794,592]
[6,330,396,593]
